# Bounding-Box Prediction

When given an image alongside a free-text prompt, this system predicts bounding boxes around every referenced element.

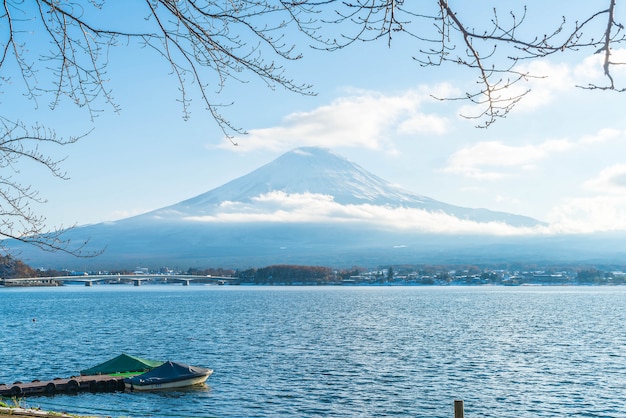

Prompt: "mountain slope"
[172,147,432,206]
[13,146,625,270]
[142,147,541,228]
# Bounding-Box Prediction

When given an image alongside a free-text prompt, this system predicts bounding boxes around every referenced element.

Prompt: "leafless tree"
[5,1,623,133]
[1,0,624,253]
[0,117,93,255]
[1,0,317,253]
[318,1,625,127]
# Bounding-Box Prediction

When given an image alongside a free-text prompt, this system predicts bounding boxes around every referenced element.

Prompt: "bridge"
[0,274,239,287]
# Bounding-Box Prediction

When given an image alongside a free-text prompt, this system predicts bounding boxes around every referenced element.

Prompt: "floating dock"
[0,375,124,397]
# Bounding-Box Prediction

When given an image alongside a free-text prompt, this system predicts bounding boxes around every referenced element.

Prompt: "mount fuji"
[8,147,626,269]
[147,147,541,227]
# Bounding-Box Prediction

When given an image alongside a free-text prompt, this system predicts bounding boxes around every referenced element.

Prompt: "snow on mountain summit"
[147,147,543,229]
[169,147,434,209]
[6,148,566,270]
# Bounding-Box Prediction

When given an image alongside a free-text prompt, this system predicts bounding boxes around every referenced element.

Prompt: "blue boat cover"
[124,361,210,386]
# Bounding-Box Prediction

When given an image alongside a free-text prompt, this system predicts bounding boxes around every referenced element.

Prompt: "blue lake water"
[1,285,625,417]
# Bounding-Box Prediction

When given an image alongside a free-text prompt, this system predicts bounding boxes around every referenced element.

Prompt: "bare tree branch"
[0,0,318,255]
[318,1,626,126]
[0,116,99,256]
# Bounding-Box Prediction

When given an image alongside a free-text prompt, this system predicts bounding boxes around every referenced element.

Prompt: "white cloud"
[444,128,624,181]
[456,49,626,117]
[579,128,622,145]
[548,195,626,233]
[182,190,626,233]
[221,86,451,152]
[515,50,626,110]
[515,61,574,112]
[443,139,571,179]
[546,162,626,233]
[398,113,448,135]
[521,48,626,105]
[182,191,551,236]
[455,60,575,118]
[583,164,626,194]
[574,48,626,86]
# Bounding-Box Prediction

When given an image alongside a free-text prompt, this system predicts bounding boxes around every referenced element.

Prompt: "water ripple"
[1,286,625,417]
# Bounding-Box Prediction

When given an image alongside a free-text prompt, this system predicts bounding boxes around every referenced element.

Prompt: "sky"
[4,1,626,236]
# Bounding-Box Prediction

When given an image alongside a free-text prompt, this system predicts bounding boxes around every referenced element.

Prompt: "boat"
[124,361,213,391]
[80,353,163,377]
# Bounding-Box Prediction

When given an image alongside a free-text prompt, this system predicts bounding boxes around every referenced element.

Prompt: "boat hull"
[125,370,212,391]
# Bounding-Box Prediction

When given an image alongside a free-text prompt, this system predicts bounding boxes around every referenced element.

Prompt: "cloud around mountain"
[8,146,626,270]
[178,190,543,236]
[219,87,454,153]
[147,146,545,235]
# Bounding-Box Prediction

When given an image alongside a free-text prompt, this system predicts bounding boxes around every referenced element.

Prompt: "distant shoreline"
[2,282,625,288]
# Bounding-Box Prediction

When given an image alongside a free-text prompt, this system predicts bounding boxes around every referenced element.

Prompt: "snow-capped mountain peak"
[149,146,542,229]
[172,147,431,208]
[15,147,625,271]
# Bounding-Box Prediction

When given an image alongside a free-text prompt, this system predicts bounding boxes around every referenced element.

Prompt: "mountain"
[6,147,626,270]
[142,147,541,227]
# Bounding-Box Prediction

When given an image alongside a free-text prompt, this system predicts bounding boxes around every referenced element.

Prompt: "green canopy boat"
[80,353,163,376]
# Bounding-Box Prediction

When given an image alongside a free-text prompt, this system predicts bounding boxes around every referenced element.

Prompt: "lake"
[1,285,625,417]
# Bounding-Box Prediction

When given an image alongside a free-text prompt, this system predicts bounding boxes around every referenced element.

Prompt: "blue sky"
[5,2,626,235]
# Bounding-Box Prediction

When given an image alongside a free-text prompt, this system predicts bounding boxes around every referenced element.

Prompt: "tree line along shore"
[2,255,625,286]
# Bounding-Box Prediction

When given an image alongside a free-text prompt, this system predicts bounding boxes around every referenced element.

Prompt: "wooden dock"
[0,375,125,397]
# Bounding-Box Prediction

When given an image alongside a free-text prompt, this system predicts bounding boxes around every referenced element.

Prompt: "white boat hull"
[125,370,212,391]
